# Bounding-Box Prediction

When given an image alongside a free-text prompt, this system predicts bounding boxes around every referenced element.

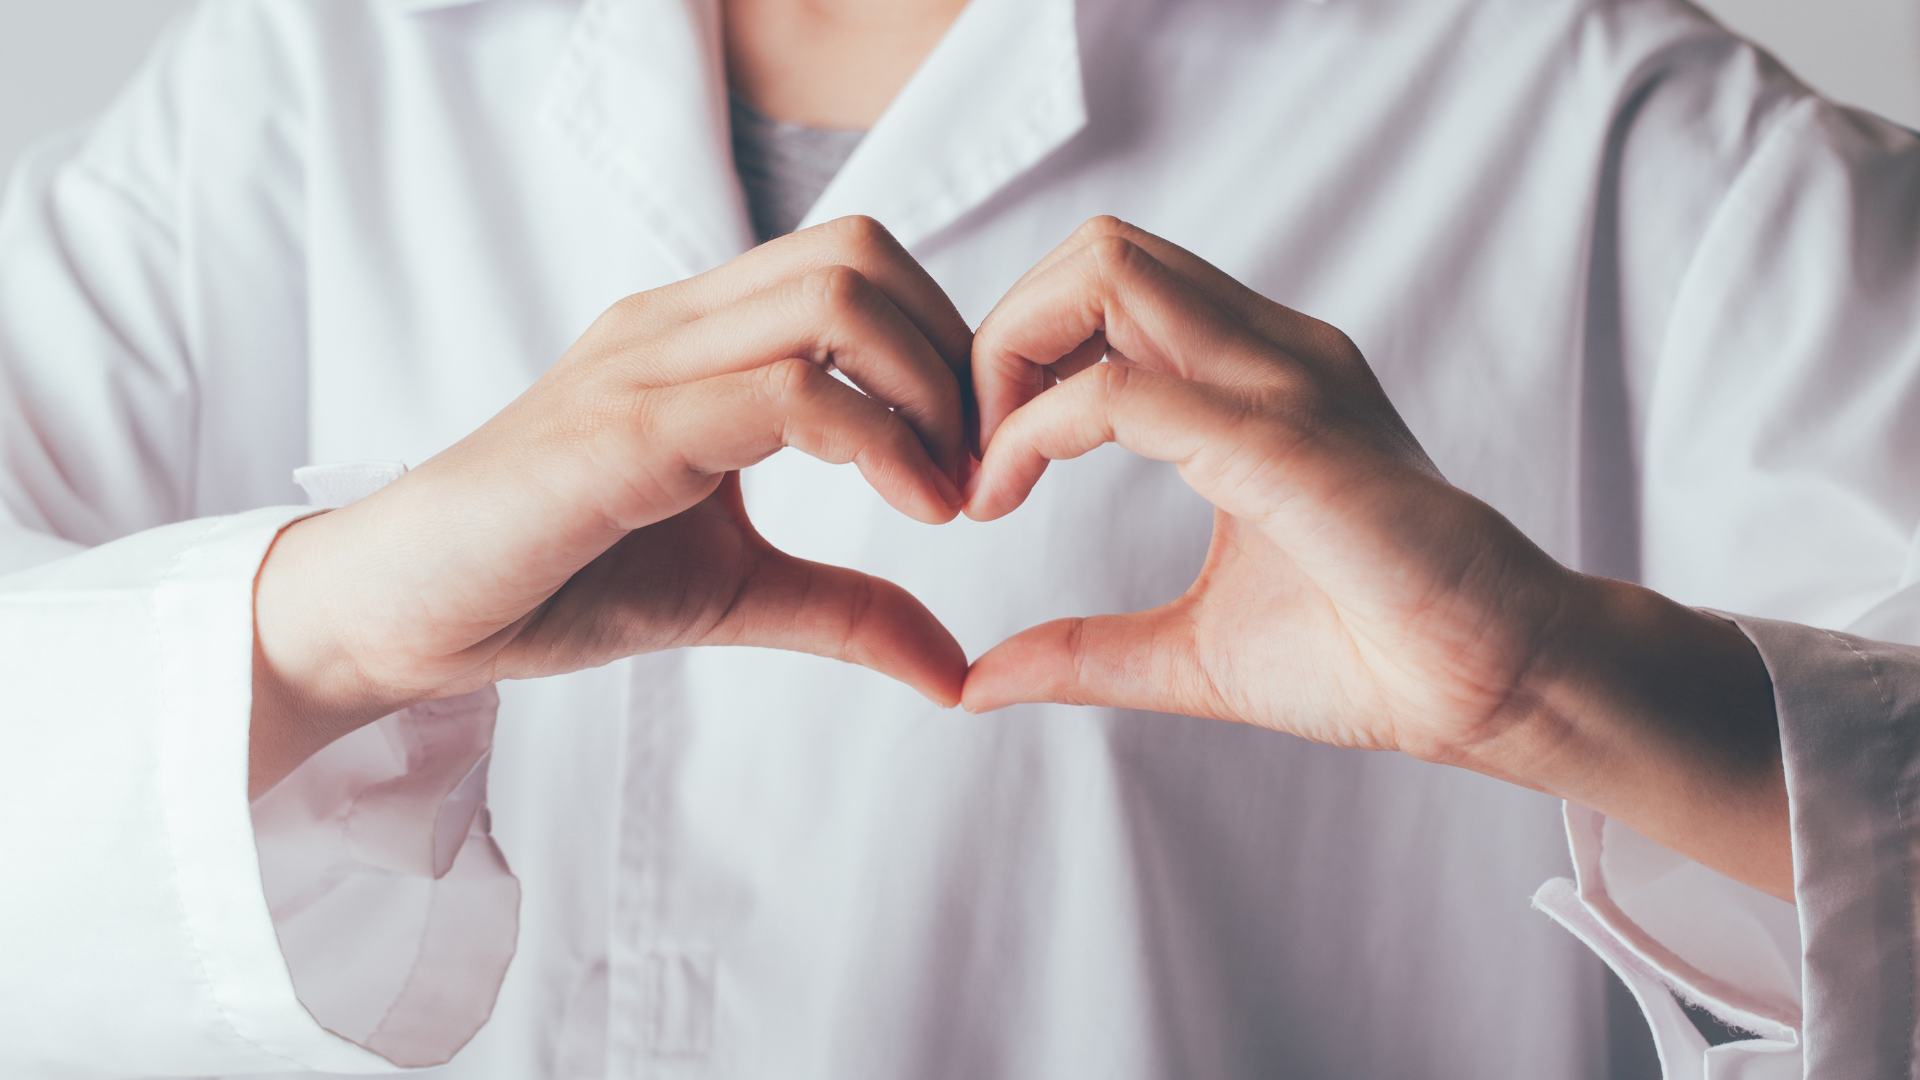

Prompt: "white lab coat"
[1,0,1918,1076]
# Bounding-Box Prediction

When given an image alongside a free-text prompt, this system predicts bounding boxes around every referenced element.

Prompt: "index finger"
[1010,217,1323,354]
[639,216,976,377]
[972,232,1279,449]
[973,218,1377,451]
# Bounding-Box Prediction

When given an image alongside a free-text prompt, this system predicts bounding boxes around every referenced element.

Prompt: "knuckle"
[973,305,1008,344]
[570,297,643,353]
[571,290,684,365]
[618,388,669,447]
[1072,215,1128,243]
[1311,324,1365,368]
[881,417,920,458]
[1258,378,1332,438]
[836,573,881,656]
[610,290,653,319]
[759,356,823,402]
[605,288,680,335]
[822,214,895,256]
[801,264,876,322]
[582,380,644,430]
[1084,233,1147,276]
[930,367,964,409]
[1065,618,1092,688]
[1086,356,1133,397]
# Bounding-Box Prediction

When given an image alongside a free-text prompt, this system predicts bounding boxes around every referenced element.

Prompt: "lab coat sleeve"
[1535,607,1920,1080]
[0,500,517,1076]
[1534,92,1920,1080]
[248,462,520,1068]
[0,5,516,1074]
[0,509,422,1076]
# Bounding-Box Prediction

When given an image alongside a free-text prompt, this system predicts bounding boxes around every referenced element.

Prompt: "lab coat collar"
[537,0,1088,276]
[539,0,758,276]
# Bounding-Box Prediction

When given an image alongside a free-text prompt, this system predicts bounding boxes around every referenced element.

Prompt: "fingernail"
[958,469,990,517]
[933,467,964,510]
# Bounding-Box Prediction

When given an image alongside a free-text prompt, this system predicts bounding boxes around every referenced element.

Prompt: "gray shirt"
[729,94,867,242]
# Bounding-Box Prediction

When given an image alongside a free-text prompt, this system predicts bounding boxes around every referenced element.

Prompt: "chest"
[288,3,1609,581]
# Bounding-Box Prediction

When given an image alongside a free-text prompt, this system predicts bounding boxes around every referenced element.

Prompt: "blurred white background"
[0,0,195,178]
[0,0,1916,181]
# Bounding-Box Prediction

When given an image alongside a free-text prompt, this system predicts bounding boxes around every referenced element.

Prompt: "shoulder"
[66,0,566,204]
[112,0,548,130]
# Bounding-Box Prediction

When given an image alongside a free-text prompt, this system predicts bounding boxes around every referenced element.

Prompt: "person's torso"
[169,0,1793,1074]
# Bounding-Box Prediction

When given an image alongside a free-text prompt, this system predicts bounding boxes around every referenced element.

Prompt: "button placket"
[607,650,718,1078]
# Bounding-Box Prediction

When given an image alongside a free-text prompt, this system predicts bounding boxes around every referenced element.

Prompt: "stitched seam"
[1820,627,1913,1078]
[152,516,309,1068]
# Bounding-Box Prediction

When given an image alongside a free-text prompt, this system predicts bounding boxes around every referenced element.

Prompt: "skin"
[252,220,977,796]
[963,219,1790,901]
[254,0,1792,900]
[722,0,971,129]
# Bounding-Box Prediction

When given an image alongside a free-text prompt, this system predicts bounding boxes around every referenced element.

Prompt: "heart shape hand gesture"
[252,215,1786,898]
[256,208,1579,774]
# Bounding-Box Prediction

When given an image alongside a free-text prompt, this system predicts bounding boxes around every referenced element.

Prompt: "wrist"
[1456,573,1792,898]
[249,512,415,798]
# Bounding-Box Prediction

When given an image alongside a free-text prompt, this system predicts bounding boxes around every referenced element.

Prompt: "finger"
[632,216,975,376]
[639,358,963,525]
[1049,330,1109,384]
[1029,220,1430,476]
[987,215,1124,303]
[967,359,1292,524]
[625,266,967,479]
[960,606,1221,718]
[704,545,969,708]
[1104,229,1398,435]
[973,232,1278,449]
[982,217,1265,346]
[1011,216,1350,366]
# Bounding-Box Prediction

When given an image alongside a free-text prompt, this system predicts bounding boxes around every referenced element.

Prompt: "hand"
[964,218,1790,898]
[252,217,973,797]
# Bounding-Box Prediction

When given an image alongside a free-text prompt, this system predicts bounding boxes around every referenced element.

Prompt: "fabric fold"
[246,459,520,1066]
[0,507,410,1075]
[1739,614,1920,1078]
[1538,612,1920,1080]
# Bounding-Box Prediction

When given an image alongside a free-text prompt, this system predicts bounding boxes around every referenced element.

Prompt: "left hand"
[964,218,1789,898]
[965,216,1572,761]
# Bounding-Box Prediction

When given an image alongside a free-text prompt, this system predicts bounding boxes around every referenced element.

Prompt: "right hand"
[250,217,974,796]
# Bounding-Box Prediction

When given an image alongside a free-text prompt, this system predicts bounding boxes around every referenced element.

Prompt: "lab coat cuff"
[1536,807,1802,1080]
[1733,613,1920,1077]
[1537,613,1920,1079]
[149,505,425,1072]
[251,687,519,1068]
[241,459,519,1068]
[147,505,404,1072]
[0,505,418,1074]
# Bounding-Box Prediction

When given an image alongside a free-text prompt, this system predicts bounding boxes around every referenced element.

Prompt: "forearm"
[1455,574,1792,900]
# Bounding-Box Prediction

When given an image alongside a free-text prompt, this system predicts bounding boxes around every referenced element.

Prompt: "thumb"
[707,547,968,708]
[960,604,1211,716]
